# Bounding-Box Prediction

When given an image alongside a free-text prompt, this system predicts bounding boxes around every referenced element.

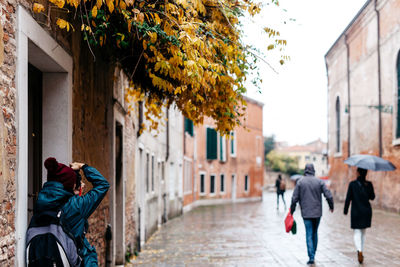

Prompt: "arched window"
[396,53,400,138]
[335,96,341,152]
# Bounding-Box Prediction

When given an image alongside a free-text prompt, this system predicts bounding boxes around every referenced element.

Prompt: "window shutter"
[184,117,194,136]
[230,132,235,155]
[219,135,223,161]
[206,128,217,160]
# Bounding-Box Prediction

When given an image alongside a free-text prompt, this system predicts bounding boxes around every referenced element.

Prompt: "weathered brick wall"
[326,0,400,212]
[71,29,114,266]
[0,2,139,266]
[0,0,17,265]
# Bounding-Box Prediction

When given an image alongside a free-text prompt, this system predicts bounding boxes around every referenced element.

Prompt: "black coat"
[344,178,375,229]
[275,178,285,194]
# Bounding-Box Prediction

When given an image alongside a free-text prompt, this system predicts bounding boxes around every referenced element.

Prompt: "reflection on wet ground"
[132,190,400,266]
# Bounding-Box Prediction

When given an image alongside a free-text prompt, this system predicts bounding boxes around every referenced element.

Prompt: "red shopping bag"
[285,209,294,233]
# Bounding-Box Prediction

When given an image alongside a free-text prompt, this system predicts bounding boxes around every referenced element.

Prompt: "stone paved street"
[132,190,400,266]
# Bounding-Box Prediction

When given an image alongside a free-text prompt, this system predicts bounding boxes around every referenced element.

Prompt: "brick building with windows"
[183,96,264,211]
[325,0,400,211]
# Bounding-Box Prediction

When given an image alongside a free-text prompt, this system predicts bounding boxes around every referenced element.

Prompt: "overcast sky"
[242,0,367,145]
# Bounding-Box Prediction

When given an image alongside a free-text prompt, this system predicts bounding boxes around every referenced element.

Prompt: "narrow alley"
[132,190,400,267]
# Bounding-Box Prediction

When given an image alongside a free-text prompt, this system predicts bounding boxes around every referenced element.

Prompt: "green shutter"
[230,132,235,154]
[206,128,217,160]
[184,117,194,136]
[219,135,223,161]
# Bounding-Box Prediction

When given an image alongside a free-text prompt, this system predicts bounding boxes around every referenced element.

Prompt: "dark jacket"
[275,178,285,194]
[32,165,110,266]
[344,178,375,229]
[290,164,334,218]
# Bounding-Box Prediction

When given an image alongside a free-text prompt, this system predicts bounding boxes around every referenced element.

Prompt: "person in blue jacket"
[33,157,110,266]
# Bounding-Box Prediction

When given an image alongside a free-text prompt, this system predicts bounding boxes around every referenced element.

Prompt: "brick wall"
[192,98,264,203]
[326,0,400,212]
[0,3,139,265]
[0,0,17,265]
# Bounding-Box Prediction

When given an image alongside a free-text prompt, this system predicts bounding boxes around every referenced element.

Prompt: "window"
[219,134,226,162]
[184,158,193,194]
[210,175,216,194]
[220,174,225,193]
[206,128,218,160]
[184,117,194,136]
[138,101,144,136]
[200,174,205,194]
[146,153,149,193]
[151,155,154,192]
[158,162,161,183]
[305,155,310,161]
[230,131,236,157]
[244,175,249,192]
[161,162,165,181]
[336,96,341,152]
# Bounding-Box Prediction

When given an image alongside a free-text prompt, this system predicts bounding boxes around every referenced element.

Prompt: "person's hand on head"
[70,162,85,171]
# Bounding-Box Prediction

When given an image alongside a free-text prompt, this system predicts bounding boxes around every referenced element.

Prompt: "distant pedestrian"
[275,174,286,209]
[344,167,375,264]
[290,163,334,265]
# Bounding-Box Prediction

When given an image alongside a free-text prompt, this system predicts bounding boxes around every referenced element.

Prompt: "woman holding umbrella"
[344,167,375,264]
[343,154,395,264]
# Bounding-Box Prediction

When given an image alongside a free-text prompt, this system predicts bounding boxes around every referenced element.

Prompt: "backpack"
[26,209,83,267]
[279,179,286,191]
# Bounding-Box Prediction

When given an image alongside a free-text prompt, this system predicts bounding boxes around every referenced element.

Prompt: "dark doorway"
[28,64,43,221]
[115,122,124,264]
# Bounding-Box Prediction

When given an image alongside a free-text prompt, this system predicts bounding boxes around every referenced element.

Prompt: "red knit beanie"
[44,157,77,193]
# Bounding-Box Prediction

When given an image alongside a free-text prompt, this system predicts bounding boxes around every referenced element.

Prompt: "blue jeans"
[303,218,321,261]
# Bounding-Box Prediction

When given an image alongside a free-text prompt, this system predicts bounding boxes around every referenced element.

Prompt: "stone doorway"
[27,64,43,222]
[16,6,73,265]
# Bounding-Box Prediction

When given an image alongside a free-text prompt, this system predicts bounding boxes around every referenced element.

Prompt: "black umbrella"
[290,174,302,181]
[344,154,396,171]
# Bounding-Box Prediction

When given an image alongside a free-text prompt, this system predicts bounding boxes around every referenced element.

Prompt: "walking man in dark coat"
[290,163,334,265]
[344,167,375,264]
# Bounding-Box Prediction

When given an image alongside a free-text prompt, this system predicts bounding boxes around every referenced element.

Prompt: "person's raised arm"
[71,163,110,219]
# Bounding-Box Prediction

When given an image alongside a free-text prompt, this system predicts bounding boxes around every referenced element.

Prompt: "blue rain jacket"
[33,165,110,266]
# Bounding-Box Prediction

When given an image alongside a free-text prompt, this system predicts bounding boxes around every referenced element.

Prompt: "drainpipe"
[375,0,383,157]
[345,34,351,157]
[166,107,169,161]
[324,58,330,169]
[105,224,112,267]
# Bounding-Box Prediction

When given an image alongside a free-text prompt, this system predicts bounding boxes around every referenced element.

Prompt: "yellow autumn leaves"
[31,0,283,134]
[33,3,44,13]
[56,18,74,31]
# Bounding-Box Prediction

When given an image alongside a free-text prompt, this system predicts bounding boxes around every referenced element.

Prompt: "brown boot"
[357,251,364,264]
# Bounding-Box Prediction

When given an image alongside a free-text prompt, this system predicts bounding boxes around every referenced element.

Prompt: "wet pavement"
[131,190,400,266]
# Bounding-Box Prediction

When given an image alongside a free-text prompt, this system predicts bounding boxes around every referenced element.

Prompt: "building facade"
[0,3,265,266]
[135,104,183,249]
[275,139,328,177]
[0,4,138,266]
[183,97,264,211]
[325,0,400,211]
